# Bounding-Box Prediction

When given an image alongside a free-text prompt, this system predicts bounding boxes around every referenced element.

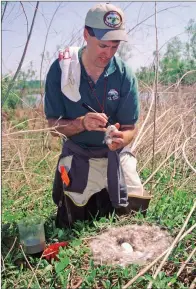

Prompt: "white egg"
[121,242,134,253]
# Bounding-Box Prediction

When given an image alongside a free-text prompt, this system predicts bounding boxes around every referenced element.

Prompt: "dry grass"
[1,84,196,288]
[2,85,195,216]
[2,105,61,220]
[133,85,196,193]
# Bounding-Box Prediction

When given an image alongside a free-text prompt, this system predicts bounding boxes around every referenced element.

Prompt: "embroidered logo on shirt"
[107,89,119,100]
[104,11,122,28]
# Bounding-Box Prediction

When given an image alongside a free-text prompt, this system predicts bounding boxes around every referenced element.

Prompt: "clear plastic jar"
[18,216,46,254]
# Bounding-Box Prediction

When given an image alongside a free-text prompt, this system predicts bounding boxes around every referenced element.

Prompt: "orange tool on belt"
[60,166,70,187]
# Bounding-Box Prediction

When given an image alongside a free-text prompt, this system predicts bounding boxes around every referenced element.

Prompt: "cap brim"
[92,28,128,42]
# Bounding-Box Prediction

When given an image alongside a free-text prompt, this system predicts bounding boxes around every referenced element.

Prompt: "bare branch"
[4,237,17,261]
[182,136,196,173]
[2,1,40,106]
[39,2,62,96]
[168,247,196,286]
[127,5,187,35]
[189,277,196,289]
[122,223,196,289]
[147,201,196,289]
[20,245,41,289]
[123,2,133,12]
[150,2,159,194]
[20,1,29,37]
[1,1,8,22]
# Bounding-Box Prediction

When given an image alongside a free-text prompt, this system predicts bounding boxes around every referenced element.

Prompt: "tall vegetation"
[136,19,196,85]
[2,62,44,110]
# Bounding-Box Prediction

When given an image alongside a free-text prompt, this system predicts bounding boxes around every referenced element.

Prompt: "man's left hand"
[107,123,125,151]
[107,123,136,151]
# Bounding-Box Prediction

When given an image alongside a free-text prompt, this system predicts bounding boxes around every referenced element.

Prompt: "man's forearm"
[48,117,85,137]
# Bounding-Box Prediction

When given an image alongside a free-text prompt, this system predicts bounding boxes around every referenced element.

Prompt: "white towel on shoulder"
[59,46,81,102]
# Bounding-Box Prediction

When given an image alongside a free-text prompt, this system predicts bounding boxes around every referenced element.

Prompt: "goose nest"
[89,224,173,267]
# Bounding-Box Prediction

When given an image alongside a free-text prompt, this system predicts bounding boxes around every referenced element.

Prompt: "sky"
[2,1,196,79]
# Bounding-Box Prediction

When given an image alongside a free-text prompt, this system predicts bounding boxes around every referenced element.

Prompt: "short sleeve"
[116,65,139,125]
[44,59,67,119]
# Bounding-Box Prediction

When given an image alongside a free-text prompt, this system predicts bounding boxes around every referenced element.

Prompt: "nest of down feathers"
[89,224,173,267]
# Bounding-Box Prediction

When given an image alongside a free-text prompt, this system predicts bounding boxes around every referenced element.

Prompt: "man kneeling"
[44,3,151,228]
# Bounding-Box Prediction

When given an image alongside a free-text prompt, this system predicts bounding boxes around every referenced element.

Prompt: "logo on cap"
[104,11,122,28]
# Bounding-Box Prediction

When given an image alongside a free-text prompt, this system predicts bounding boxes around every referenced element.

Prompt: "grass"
[2,88,196,288]
[2,165,195,288]
[2,217,195,289]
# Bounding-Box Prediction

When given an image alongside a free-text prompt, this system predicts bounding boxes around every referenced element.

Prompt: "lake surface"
[22,94,43,108]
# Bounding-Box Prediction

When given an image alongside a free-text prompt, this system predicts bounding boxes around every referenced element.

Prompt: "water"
[22,94,43,108]
[24,238,45,254]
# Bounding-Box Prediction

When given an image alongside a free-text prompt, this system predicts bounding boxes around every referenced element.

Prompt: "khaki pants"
[58,152,145,207]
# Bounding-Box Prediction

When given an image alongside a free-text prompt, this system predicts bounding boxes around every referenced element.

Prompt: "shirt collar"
[78,46,116,79]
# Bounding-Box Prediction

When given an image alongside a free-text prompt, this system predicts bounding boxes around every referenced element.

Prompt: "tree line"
[136,19,196,85]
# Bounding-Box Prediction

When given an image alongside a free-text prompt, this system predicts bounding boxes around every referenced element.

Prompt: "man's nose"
[105,48,114,58]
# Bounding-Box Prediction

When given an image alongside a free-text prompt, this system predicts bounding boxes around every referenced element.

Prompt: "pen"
[82,102,111,127]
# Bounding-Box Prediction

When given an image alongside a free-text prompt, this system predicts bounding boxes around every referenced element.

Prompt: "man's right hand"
[82,112,108,132]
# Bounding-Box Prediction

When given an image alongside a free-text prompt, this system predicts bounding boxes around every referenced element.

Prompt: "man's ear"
[84,28,88,42]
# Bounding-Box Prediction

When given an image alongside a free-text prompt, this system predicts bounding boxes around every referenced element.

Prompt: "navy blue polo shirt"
[44,47,139,149]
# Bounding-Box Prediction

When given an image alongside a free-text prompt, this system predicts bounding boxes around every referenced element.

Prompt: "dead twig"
[4,237,17,261]
[72,278,83,289]
[33,150,51,170]
[189,277,196,289]
[150,1,159,195]
[134,107,172,150]
[12,140,33,190]
[176,70,196,88]
[122,223,196,289]
[20,2,29,37]
[168,247,196,286]
[1,255,6,273]
[2,2,39,105]
[127,4,184,35]
[27,252,44,289]
[143,145,182,186]
[20,245,41,289]
[182,135,196,173]
[9,117,43,132]
[1,1,8,22]
[39,2,62,95]
[147,201,196,289]
[2,124,68,136]
[131,86,154,152]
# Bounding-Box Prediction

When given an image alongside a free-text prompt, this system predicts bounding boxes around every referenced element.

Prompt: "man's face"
[84,28,120,68]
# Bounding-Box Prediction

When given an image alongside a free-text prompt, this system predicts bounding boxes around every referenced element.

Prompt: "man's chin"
[95,61,109,68]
